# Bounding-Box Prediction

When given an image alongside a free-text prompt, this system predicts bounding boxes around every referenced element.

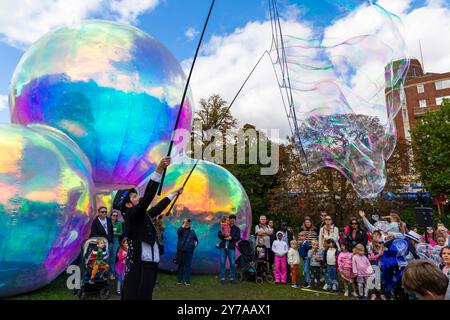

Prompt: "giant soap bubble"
[139,157,252,273]
[272,0,410,197]
[0,124,94,297]
[9,20,193,192]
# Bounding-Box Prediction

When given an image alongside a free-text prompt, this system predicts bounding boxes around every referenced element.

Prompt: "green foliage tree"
[411,99,450,197]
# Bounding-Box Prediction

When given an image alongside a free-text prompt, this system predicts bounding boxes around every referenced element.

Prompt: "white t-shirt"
[326,248,337,265]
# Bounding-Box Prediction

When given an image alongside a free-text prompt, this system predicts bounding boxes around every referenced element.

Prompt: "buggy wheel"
[236,271,244,282]
[100,288,110,299]
[256,277,264,285]
[265,274,274,283]
[77,289,85,300]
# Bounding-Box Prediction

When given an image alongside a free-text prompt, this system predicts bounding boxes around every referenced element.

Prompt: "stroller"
[75,237,111,299]
[236,240,273,284]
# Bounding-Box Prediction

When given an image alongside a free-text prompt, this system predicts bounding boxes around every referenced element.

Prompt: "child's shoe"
[344,290,349,297]
[322,284,328,290]
[89,279,94,284]
[304,284,311,289]
[352,291,358,298]
[332,284,338,291]
[370,294,377,300]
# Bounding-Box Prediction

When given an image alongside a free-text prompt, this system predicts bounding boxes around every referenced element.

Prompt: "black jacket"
[218,224,241,249]
[344,228,368,251]
[124,178,172,262]
[177,227,199,253]
[90,216,114,243]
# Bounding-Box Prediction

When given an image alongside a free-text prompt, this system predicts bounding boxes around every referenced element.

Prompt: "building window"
[436,96,450,106]
[435,79,450,90]
[419,99,427,108]
[417,83,424,93]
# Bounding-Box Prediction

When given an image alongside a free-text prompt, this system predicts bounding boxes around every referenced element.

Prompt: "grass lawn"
[6,271,354,300]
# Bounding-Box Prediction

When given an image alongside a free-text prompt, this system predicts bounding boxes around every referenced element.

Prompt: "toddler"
[272,231,289,284]
[287,240,300,288]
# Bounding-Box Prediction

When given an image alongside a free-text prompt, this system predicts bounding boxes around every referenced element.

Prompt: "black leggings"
[122,261,158,300]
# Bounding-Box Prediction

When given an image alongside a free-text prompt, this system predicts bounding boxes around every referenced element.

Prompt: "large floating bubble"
[275,0,409,198]
[0,124,94,297]
[138,157,252,274]
[9,20,193,192]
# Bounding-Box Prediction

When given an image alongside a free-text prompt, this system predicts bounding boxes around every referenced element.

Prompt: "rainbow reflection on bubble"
[276,1,410,198]
[0,124,94,297]
[138,157,252,274]
[9,20,193,192]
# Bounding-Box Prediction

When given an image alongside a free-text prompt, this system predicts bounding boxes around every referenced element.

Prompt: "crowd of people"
[250,212,450,300]
[85,158,449,300]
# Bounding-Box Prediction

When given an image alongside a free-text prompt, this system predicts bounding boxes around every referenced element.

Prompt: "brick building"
[392,58,450,141]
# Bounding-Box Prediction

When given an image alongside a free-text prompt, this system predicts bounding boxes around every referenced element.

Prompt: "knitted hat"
[113,188,137,213]
[404,231,421,242]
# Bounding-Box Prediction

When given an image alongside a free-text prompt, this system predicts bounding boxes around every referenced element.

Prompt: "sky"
[0,0,450,139]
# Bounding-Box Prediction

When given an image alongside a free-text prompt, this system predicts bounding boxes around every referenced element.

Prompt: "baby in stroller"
[88,238,109,284]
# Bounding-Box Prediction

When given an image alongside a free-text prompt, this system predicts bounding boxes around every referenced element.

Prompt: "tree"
[411,99,450,197]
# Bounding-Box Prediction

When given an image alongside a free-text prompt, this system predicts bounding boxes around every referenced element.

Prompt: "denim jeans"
[219,248,236,280]
[326,264,339,288]
[301,257,311,285]
[177,252,193,284]
[109,237,120,275]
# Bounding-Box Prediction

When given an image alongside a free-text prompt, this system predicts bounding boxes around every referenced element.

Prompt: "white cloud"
[0,95,7,110]
[185,1,450,141]
[185,27,199,41]
[0,0,159,48]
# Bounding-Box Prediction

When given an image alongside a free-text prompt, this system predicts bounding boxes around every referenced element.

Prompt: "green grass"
[6,272,354,300]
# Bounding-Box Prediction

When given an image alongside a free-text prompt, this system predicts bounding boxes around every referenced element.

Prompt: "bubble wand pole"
[166,159,199,215]
[158,0,216,195]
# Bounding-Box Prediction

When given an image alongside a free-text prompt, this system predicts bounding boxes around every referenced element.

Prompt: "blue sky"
[0,0,449,126]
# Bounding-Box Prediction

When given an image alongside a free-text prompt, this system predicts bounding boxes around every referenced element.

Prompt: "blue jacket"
[298,241,311,258]
[177,227,199,253]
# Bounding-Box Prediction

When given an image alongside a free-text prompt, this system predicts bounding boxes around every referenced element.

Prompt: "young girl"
[220,216,231,250]
[323,239,339,291]
[337,241,357,297]
[367,239,385,300]
[272,231,289,284]
[422,226,438,247]
[307,240,322,289]
[352,243,374,300]
[115,239,128,295]
[287,240,300,288]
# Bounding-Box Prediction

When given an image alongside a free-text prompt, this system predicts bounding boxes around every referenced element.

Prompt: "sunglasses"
[112,214,118,217]
[100,211,107,214]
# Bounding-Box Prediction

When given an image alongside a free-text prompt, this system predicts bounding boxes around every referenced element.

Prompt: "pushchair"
[75,237,111,299]
[236,240,274,284]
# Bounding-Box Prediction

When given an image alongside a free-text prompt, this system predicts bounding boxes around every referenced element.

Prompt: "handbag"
[173,229,191,264]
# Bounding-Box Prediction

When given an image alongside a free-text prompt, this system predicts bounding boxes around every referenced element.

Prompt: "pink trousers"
[274,255,287,283]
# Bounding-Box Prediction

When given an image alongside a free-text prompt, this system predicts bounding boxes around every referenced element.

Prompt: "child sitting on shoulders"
[88,238,109,284]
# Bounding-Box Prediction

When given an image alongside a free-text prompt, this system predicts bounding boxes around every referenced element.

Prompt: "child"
[298,231,312,288]
[89,238,109,284]
[272,231,289,284]
[307,240,323,289]
[367,239,386,300]
[323,239,339,291]
[255,237,269,260]
[287,240,300,288]
[337,241,357,297]
[217,216,231,250]
[352,243,374,300]
[115,239,128,295]
[441,246,450,274]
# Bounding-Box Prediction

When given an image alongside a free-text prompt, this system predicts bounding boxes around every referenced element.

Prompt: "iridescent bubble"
[0,124,94,297]
[138,157,252,274]
[276,1,409,197]
[9,20,193,192]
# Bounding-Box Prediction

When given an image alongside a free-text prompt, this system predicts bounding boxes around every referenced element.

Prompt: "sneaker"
[185,283,191,286]
[322,284,328,290]
[370,294,377,300]
[352,291,358,297]
[332,284,338,291]
[89,279,94,284]
[116,290,121,295]
[304,284,311,289]
[344,290,349,297]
